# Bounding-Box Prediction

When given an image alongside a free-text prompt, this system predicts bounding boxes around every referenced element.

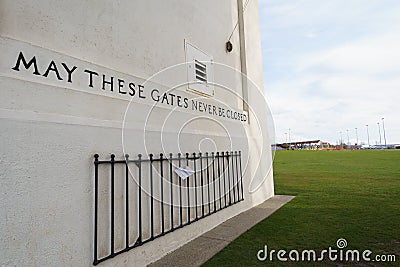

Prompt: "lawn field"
[204,150,400,266]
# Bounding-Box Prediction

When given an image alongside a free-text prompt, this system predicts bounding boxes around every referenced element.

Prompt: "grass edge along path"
[203,150,400,266]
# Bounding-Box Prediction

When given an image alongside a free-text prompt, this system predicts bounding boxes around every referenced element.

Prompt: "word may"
[12,51,77,82]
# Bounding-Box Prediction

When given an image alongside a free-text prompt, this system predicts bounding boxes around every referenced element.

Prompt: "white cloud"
[260,0,400,144]
[297,32,400,75]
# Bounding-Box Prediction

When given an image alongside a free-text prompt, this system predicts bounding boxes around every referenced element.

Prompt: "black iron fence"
[93,151,244,265]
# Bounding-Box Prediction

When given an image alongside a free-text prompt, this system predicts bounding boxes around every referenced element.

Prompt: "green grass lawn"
[204,150,400,266]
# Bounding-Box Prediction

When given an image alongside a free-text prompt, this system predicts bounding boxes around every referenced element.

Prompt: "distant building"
[275,140,321,150]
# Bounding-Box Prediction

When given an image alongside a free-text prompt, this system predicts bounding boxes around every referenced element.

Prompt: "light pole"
[288,128,291,150]
[339,131,343,148]
[366,124,370,147]
[346,129,350,146]
[382,118,387,146]
[355,127,358,146]
[377,122,382,145]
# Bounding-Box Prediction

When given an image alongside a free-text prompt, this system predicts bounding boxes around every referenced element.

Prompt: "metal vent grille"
[194,60,207,83]
[185,40,214,96]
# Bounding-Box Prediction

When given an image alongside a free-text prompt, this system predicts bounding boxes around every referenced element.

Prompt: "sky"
[258,0,400,145]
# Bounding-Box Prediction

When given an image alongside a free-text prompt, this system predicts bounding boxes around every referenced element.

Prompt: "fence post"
[93,154,99,265]
[138,154,142,244]
[110,154,115,255]
[125,154,129,248]
[149,153,154,239]
[169,153,174,231]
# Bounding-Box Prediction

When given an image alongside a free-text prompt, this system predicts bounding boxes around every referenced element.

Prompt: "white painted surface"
[0,1,274,266]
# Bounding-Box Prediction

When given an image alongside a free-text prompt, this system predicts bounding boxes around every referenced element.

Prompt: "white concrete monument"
[0,1,275,266]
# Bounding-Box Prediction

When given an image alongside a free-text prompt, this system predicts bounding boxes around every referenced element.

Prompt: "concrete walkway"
[149,195,295,267]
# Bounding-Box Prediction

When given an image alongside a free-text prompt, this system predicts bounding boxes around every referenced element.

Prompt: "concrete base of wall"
[149,195,295,267]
